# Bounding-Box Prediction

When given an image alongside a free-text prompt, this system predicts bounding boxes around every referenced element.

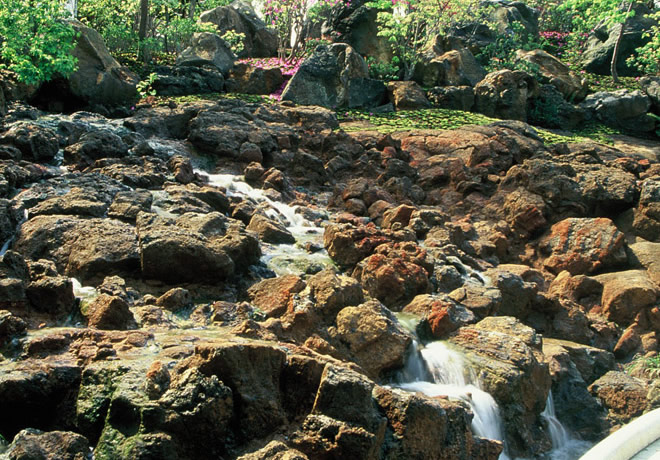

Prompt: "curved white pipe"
[579,408,660,460]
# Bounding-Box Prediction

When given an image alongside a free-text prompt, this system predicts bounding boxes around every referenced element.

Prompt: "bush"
[0,0,78,85]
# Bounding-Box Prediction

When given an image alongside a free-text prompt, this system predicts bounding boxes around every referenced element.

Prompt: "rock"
[136,212,259,284]
[483,266,537,318]
[540,217,627,275]
[373,386,502,460]
[386,81,431,110]
[502,188,547,236]
[247,274,305,317]
[108,190,153,223]
[86,294,135,330]
[63,129,128,166]
[593,270,659,325]
[588,371,649,424]
[335,300,412,378]
[516,49,588,100]
[281,44,384,109]
[226,63,284,95]
[542,339,609,440]
[352,242,432,309]
[151,65,225,96]
[246,214,295,244]
[65,21,139,106]
[0,123,59,163]
[156,288,192,312]
[528,84,586,129]
[427,86,475,111]
[29,189,109,219]
[183,341,287,440]
[448,284,502,319]
[403,294,476,339]
[304,269,364,319]
[0,84,5,116]
[580,89,655,133]
[0,361,82,441]
[3,429,90,460]
[580,4,657,76]
[26,276,76,317]
[14,215,140,283]
[640,76,660,110]
[168,156,194,184]
[628,241,660,285]
[633,178,660,242]
[199,1,278,58]
[474,70,539,121]
[176,32,236,75]
[486,0,540,37]
[237,441,308,460]
[449,317,551,457]
[0,309,27,346]
[413,47,486,88]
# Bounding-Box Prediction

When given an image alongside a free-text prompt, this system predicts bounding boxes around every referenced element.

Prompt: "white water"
[199,171,334,275]
[397,341,511,460]
[541,392,593,460]
[0,209,29,258]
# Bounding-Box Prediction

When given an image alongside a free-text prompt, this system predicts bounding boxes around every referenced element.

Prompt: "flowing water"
[541,392,593,460]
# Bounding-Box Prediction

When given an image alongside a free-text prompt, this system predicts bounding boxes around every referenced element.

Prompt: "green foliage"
[136,72,158,98]
[78,0,138,52]
[304,38,331,57]
[221,30,246,56]
[366,56,401,81]
[477,22,544,74]
[626,11,660,74]
[368,0,486,80]
[0,0,79,85]
[626,353,660,379]
[649,113,660,137]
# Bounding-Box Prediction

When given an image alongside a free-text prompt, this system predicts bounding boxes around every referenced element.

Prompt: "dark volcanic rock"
[3,429,90,460]
[176,32,236,75]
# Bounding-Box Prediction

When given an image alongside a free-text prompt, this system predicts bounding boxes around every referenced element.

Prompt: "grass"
[337,107,623,145]
[580,72,643,94]
[626,354,660,379]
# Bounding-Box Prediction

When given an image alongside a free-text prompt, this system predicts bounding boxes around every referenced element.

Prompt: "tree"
[138,0,150,61]
[0,0,78,85]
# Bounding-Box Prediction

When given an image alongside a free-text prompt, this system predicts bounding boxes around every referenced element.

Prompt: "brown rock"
[594,270,659,325]
[3,429,90,460]
[541,217,627,275]
[387,81,431,110]
[516,49,588,100]
[474,70,539,121]
[247,274,306,318]
[589,371,648,424]
[0,309,27,346]
[86,294,135,330]
[237,441,308,460]
[156,287,193,312]
[247,214,295,244]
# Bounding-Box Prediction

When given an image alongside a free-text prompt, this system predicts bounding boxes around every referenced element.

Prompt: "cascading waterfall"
[540,392,592,460]
[396,341,511,460]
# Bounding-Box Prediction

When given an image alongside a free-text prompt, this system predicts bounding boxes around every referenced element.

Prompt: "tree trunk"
[611,1,634,83]
[138,0,150,62]
[189,0,196,19]
[64,0,77,18]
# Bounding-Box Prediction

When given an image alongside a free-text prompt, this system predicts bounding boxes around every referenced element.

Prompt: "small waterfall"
[397,341,510,460]
[542,392,570,449]
[0,209,29,258]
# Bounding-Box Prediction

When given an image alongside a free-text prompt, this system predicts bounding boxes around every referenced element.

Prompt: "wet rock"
[0,309,27,346]
[474,70,539,121]
[0,361,82,440]
[14,215,140,283]
[136,212,259,284]
[386,81,431,110]
[281,44,383,109]
[483,266,537,318]
[63,130,128,166]
[86,294,135,330]
[374,386,502,460]
[450,317,551,457]
[108,190,153,223]
[184,341,287,441]
[540,217,627,275]
[448,284,502,319]
[247,274,305,318]
[176,32,235,75]
[516,49,588,100]
[226,64,284,95]
[237,441,308,460]
[199,2,278,58]
[0,123,59,163]
[3,429,90,460]
[352,242,432,309]
[156,288,192,312]
[26,276,76,317]
[594,270,659,325]
[246,214,295,244]
[334,300,412,378]
[588,371,649,424]
[304,269,364,319]
[29,188,108,218]
[403,294,476,339]
[542,339,609,440]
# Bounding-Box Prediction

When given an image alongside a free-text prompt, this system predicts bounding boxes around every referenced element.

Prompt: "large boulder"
[580,89,656,133]
[580,4,657,76]
[199,0,278,58]
[413,44,486,88]
[633,178,660,242]
[226,63,284,95]
[2,429,90,460]
[65,21,139,106]
[176,32,236,75]
[593,270,659,326]
[281,44,385,109]
[485,0,539,37]
[386,81,431,110]
[474,70,539,121]
[0,123,59,163]
[516,49,588,101]
[151,65,225,96]
[540,217,627,275]
[588,371,649,424]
